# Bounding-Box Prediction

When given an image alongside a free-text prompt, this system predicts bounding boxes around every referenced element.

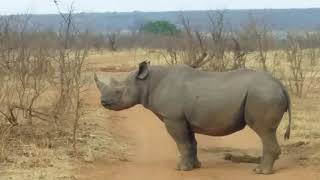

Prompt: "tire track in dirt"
[78,105,319,180]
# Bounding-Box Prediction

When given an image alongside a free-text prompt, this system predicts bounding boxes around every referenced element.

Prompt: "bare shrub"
[229,36,247,70]
[106,32,119,51]
[0,15,51,126]
[179,11,247,71]
[53,2,90,153]
[146,35,184,65]
[162,47,180,65]
[179,16,208,68]
[0,3,90,162]
[0,15,54,162]
[240,16,275,71]
[285,33,320,97]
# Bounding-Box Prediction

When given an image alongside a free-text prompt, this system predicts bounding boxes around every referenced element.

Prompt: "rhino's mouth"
[102,101,126,111]
[101,100,114,107]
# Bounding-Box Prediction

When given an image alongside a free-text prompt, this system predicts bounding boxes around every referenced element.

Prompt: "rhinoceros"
[94,61,291,175]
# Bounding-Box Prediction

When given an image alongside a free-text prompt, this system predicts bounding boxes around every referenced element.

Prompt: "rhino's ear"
[136,61,150,80]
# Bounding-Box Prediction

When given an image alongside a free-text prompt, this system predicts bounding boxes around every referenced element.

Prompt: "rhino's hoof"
[194,160,202,168]
[176,164,194,171]
[176,160,201,171]
[253,166,273,175]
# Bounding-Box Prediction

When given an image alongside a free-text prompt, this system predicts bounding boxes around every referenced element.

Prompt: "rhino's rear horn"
[94,73,106,92]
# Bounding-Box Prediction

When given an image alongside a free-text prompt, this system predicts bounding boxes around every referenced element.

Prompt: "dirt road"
[78,105,319,180]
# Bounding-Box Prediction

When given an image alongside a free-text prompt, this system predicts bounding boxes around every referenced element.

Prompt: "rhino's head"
[94,61,150,111]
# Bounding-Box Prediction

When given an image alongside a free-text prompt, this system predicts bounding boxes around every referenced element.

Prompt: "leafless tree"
[106,32,119,51]
[285,33,320,97]
[241,16,275,71]
[179,15,208,68]
[230,36,247,69]
[178,11,247,71]
[53,1,90,153]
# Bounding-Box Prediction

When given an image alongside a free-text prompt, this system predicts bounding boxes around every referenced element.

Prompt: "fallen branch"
[224,153,261,164]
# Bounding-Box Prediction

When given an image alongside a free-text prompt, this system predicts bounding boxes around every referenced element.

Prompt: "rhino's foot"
[253,166,273,175]
[176,160,201,171]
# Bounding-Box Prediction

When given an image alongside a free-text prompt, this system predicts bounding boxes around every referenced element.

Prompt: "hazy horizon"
[1,0,320,15]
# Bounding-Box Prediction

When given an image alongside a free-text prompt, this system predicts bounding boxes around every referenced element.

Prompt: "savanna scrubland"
[1,10,320,180]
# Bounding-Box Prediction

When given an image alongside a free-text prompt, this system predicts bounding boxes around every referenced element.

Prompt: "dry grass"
[0,50,143,179]
[0,87,131,180]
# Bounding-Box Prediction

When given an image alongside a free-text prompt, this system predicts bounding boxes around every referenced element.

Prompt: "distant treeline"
[2,8,320,32]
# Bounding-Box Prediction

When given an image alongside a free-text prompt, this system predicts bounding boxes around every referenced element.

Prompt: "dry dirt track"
[78,105,319,180]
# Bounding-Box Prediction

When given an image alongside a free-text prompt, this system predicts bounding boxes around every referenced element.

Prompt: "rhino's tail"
[283,87,292,140]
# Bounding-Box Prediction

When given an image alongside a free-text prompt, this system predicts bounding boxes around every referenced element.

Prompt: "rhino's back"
[148,66,286,135]
[177,68,285,136]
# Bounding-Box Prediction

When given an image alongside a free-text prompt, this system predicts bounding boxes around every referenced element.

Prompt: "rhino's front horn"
[94,73,107,92]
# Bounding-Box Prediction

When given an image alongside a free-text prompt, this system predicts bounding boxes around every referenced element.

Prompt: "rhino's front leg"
[164,118,201,171]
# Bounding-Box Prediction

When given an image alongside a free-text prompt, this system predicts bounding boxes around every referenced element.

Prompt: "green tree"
[141,20,180,35]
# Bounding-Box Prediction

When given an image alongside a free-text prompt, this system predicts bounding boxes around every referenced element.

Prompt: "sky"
[1,0,320,15]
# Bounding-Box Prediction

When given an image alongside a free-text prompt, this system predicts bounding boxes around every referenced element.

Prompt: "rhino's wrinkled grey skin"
[94,61,292,175]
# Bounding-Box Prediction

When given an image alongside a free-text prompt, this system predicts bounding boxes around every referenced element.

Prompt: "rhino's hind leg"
[251,130,281,175]
[245,110,282,174]
[164,118,201,171]
[245,93,285,174]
